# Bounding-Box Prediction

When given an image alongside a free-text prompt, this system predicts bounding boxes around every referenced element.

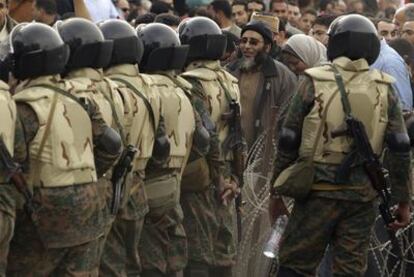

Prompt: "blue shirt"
[85,0,119,23]
[371,39,413,111]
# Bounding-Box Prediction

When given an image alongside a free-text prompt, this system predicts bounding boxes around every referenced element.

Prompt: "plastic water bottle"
[263,215,289,259]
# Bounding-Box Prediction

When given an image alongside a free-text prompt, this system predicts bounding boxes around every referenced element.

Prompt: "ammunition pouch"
[273,157,315,201]
[148,115,170,169]
[145,173,179,216]
[181,158,210,192]
[97,126,123,156]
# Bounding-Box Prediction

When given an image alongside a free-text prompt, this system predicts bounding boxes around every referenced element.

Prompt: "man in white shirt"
[85,0,119,22]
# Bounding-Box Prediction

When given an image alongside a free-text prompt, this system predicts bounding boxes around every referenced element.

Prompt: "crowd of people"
[0,0,413,277]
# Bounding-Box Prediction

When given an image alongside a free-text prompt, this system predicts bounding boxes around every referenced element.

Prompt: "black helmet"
[98,19,144,67]
[56,18,113,71]
[10,22,69,80]
[137,23,189,72]
[327,14,380,65]
[178,17,227,62]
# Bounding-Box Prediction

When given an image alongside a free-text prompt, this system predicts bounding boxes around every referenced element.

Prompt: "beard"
[239,51,268,72]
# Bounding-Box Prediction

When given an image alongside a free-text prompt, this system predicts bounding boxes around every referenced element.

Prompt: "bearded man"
[226,21,296,276]
[227,21,296,150]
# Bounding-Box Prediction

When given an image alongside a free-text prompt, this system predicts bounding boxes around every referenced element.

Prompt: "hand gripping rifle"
[222,99,247,242]
[0,137,34,216]
[110,144,137,215]
[330,66,402,257]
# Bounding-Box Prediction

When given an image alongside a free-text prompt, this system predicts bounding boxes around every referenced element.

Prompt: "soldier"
[98,19,160,276]
[0,79,19,276]
[56,17,125,255]
[179,17,242,277]
[270,14,412,277]
[6,22,121,275]
[136,23,196,277]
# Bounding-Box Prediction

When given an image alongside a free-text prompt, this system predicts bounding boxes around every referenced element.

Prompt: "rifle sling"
[111,77,157,134]
[101,78,127,145]
[330,65,354,117]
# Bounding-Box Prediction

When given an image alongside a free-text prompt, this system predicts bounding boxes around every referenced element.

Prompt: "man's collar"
[185,60,221,71]
[104,64,139,77]
[261,55,279,77]
[333,57,370,72]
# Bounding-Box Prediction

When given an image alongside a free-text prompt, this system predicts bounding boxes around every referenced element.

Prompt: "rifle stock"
[223,100,246,242]
[110,144,137,215]
[0,137,34,216]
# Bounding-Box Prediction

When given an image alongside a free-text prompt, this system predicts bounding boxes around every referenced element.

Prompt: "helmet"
[10,22,69,80]
[56,18,113,71]
[327,14,380,65]
[98,19,144,67]
[137,23,189,72]
[178,17,227,62]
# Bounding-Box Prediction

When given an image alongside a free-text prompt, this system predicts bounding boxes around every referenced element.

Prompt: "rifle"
[0,137,34,216]
[110,144,137,215]
[222,99,246,242]
[330,66,402,257]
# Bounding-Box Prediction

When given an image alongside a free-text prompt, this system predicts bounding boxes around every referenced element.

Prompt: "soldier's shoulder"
[63,78,92,93]
[181,68,217,81]
[369,69,395,85]
[176,75,192,90]
[103,77,120,88]
[220,69,238,83]
[304,64,335,81]
[0,79,9,91]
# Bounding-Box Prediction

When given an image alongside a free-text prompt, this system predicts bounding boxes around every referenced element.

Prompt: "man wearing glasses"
[227,20,296,160]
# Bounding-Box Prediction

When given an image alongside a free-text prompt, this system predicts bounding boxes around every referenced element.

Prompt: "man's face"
[0,0,7,26]
[271,2,288,20]
[118,0,130,19]
[298,13,316,34]
[247,2,264,15]
[287,4,300,26]
[332,1,347,15]
[240,30,267,58]
[393,9,405,30]
[377,21,398,43]
[311,24,329,46]
[232,4,249,27]
[31,1,43,22]
[402,21,414,45]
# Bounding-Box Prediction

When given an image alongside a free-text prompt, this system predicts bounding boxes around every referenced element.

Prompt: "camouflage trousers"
[180,187,235,277]
[97,178,116,260]
[277,196,377,277]
[6,212,101,277]
[7,184,105,277]
[0,210,14,277]
[100,216,145,276]
[139,205,187,275]
[0,185,20,277]
[212,188,236,269]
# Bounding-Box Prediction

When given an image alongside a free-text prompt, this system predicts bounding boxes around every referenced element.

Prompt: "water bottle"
[263,215,289,259]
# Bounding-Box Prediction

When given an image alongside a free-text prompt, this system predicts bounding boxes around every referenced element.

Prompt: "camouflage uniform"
[7,75,119,276]
[0,80,22,277]
[180,60,241,277]
[65,67,125,258]
[100,63,161,276]
[139,71,195,276]
[272,57,412,277]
